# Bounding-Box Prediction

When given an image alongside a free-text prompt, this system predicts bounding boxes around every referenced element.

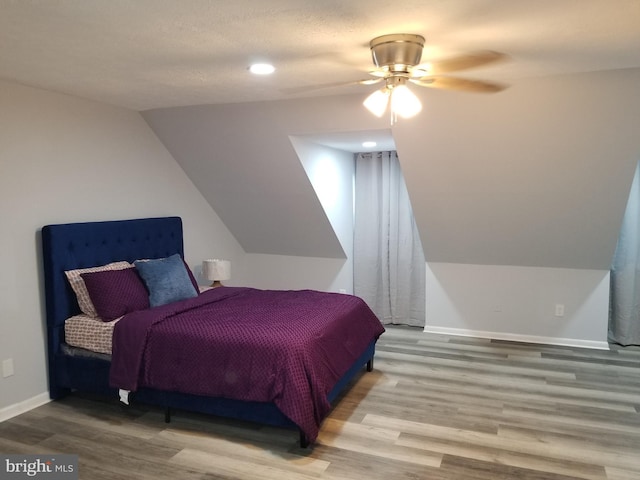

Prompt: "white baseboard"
[423,325,609,350]
[0,392,51,423]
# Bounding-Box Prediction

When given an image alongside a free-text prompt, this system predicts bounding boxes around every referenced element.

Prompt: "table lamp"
[202,259,231,288]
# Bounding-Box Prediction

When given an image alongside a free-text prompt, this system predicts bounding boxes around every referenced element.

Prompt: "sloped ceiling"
[395,68,640,269]
[143,100,355,258]
[145,67,640,267]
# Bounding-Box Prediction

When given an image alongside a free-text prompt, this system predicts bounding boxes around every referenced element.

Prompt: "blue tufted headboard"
[41,217,185,396]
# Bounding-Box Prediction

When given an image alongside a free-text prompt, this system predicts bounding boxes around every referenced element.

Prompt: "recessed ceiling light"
[362,141,377,148]
[249,63,275,75]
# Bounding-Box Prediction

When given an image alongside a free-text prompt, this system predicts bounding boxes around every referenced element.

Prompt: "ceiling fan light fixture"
[360,32,505,120]
[363,88,390,118]
[390,84,422,118]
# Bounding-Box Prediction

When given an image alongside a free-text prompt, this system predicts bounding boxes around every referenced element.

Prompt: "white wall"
[0,80,245,415]
[425,262,610,347]
[242,254,349,292]
[245,139,355,293]
[293,138,355,291]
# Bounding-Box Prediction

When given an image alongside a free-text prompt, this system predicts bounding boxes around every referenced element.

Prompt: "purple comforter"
[109,287,384,441]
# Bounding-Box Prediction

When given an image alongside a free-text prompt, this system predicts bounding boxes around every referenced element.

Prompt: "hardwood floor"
[2,326,640,479]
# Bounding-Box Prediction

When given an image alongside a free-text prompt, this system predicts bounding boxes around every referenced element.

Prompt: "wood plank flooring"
[2,326,640,479]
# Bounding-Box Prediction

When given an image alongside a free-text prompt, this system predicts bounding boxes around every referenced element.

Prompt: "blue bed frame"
[41,216,376,447]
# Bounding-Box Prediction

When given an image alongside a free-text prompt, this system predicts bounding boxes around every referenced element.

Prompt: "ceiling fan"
[360,33,507,120]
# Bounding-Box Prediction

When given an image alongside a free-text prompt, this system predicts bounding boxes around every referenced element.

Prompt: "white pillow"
[64,261,132,317]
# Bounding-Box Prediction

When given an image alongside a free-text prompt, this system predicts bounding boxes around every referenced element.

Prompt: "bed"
[41,216,384,447]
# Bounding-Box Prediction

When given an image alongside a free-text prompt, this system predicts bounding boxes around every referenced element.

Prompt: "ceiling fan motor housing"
[370,34,425,72]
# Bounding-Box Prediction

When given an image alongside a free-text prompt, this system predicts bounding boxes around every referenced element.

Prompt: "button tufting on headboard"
[42,216,184,326]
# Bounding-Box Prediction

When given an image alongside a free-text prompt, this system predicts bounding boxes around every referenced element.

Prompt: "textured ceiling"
[1,0,639,111]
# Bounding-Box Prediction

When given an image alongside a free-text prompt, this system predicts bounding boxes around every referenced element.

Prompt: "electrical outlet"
[2,358,14,378]
[555,304,565,317]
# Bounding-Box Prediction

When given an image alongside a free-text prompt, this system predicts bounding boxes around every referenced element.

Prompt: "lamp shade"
[390,85,422,118]
[202,259,231,282]
[363,88,390,118]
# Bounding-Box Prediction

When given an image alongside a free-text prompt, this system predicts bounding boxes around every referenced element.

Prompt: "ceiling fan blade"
[368,69,387,78]
[411,76,507,93]
[358,78,384,86]
[423,50,508,75]
[280,79,372,95]
[408,67,430,78]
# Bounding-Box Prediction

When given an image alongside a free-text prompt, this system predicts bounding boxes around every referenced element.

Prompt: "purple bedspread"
[109,287,384,441]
